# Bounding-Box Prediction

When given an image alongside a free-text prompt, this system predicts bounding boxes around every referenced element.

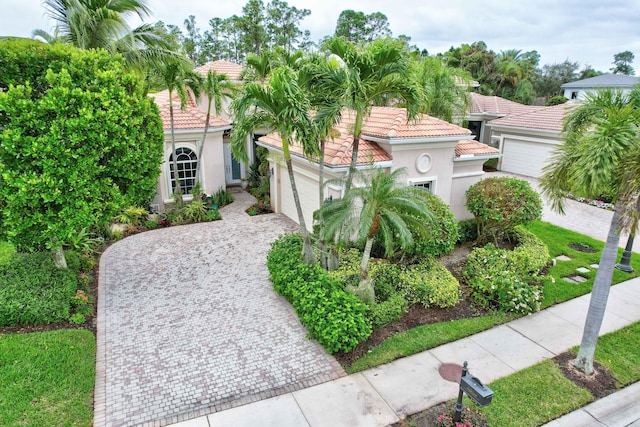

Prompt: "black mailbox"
[460,374,494,407]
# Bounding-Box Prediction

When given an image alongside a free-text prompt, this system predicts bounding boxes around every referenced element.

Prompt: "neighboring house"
[257,106,499,228]
[561,73,639,101]
[466,92,537,147]
[487,103,571,178]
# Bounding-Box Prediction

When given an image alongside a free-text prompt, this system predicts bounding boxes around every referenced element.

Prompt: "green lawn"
[480,321,640,426]
[525,220,640,308]
[0,329,95,427]
[346,220,640,372]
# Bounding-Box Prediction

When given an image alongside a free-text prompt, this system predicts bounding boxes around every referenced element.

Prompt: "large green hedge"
[267,234,372,353]
[0,39,164,252]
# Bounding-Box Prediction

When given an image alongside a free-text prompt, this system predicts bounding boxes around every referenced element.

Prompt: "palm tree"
[540,88,640,374]
[298,53,345,269]
[316,167,433,303]
[320,37,419,190]
[147,60,202,197]
[411,56,471,124]
[230,66,319,264]
[194,70,237,185]
[36,0,175,70]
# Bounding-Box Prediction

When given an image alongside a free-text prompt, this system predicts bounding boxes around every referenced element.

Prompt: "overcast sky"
[3,0,639,73]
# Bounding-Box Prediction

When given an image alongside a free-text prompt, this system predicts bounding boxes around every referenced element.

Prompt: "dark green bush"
[407,193,459,257]
[462,226,549,314]
[545,96,568,106]
[457,218,478,244]
[367,294,408,329]
[466,176,542,244]
[267,234,371,353]
[0,251,78,326]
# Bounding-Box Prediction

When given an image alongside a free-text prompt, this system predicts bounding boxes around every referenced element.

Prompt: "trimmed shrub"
[462,226,549,314]
[409,192,459,257]
[267,234,371,353]
[375,192,459,258]
[370,256,459,308]
[368,294,408,329]
[0,252,78,326]
[466,176,542,244]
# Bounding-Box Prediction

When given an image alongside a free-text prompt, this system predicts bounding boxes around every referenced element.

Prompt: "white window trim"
[166,142,200,196]
[408,176,437,194]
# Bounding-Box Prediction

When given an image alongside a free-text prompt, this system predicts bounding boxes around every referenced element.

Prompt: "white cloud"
[2,0,639,72]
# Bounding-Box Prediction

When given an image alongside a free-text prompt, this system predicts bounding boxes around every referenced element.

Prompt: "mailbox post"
[453,361,494,422]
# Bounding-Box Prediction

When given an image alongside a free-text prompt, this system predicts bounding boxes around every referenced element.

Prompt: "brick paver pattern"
[94,191,345,426]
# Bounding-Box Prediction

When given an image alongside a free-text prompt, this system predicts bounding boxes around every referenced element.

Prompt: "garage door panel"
[500,139,556,178]
[280,166,319,231]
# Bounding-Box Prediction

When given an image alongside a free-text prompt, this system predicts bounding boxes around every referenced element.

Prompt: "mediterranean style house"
[258,107,499,226]
[148,60,501,224]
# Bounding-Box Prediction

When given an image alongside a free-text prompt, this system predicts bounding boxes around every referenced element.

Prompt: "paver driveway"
[94,191,345,427]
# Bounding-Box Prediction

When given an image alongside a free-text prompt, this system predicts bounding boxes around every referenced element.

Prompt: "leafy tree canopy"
[611,50,635,75]
[334,9,392,43]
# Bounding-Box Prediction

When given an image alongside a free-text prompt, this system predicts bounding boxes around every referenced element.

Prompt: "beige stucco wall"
[450,159,492,220]
[152,129,226,212]
[380,140,458,204]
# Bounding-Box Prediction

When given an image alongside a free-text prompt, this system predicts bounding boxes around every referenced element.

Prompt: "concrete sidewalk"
[170,278,640,427]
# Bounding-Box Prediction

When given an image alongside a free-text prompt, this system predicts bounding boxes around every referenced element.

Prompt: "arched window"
[169,147,198,194]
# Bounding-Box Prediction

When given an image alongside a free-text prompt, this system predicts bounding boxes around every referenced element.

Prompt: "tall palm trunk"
[345,113,364,191]
[574,206,622,374]
[283,141,316,265]
[351,236,375,304]
[168,91,182,198]
[194,99,212,185]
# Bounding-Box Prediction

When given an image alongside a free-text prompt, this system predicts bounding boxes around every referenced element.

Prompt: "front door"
[223,142,242,184]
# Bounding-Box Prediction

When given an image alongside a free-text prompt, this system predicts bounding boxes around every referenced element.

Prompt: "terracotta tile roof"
[151,90,230,131]
[357,107,471,139]
[469,92,537,116]
[258,106,470,167]
[259,131,392,166]
[455,140,499,157]
[488,103,574,132]
[195,60,243,81]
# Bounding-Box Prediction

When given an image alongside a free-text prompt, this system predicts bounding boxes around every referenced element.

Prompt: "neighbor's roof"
[455,140,499,157]
[195,60,243,81]
[258,106,470,167]
[469,92,536,116]
[561,73,640,89]
[151,90,230,131]
[487,103,573,132]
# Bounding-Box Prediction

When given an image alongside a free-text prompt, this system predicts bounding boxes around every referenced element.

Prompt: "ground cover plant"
[0,329,95,427]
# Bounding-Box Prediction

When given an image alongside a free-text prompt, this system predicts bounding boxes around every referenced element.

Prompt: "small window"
[571,91,578,100]
[169,147,198,194]
[413,181,433,193]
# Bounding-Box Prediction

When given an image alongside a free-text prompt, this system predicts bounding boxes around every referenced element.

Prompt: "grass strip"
[346,314,510,373]
[481,360,592,427]
[0,329,95,427]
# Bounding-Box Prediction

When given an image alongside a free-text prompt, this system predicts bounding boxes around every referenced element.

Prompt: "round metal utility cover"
[439,363,463,383]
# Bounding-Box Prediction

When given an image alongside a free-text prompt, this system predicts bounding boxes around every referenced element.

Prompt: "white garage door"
[500,138,557,178]
[280,166,319,231]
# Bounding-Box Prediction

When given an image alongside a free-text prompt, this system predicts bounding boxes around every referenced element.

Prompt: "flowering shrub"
[462,227,548,314]
[435,407,484,427]
[566,193,614,210]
